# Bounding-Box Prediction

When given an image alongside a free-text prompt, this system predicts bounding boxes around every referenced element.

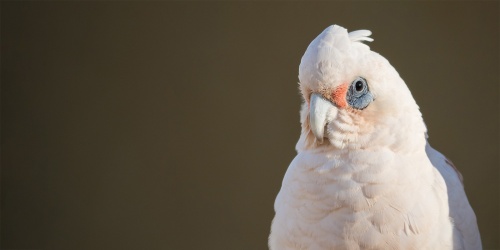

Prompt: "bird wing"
[425,143,482,250]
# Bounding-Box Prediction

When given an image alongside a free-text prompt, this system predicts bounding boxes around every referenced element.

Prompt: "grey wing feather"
[426,143,482,250]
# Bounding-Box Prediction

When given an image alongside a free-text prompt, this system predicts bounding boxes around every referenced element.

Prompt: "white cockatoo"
[269,25,481,250]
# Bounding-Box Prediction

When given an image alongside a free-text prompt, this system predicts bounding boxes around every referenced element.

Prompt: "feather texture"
[269,25,481,250]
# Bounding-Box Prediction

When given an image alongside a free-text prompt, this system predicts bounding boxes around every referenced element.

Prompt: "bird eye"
[354,79,366,92]
[346,77,373,110]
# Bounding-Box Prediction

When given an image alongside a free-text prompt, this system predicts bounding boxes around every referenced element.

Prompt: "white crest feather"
[348,29,373,42]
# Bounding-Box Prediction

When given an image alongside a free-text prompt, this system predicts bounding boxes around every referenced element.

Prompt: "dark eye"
[346,77,373,110]
[355,80,364,92]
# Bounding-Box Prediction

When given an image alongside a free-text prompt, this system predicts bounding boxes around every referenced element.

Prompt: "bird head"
[297,25,426,151]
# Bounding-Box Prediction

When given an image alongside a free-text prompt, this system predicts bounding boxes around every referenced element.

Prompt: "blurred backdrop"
[1,2,498,249]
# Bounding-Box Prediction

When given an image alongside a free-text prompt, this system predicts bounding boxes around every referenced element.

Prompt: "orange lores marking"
[331,83,349,108]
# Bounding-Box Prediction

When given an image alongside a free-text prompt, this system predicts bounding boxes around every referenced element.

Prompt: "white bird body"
[269,25,481,250]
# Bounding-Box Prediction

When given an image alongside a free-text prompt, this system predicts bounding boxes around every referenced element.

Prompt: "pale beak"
[309,93,335,143]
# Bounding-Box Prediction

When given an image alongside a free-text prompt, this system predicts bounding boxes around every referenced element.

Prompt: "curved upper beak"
[309,93,335,143]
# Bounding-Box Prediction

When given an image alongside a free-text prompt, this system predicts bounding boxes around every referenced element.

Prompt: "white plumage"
[269,25,481,250]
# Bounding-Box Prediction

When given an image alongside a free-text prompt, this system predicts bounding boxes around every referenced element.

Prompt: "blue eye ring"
[346,77,373,110]
[351,77,367,95]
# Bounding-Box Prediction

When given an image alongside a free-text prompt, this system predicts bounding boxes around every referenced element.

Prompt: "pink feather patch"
[331,83,349,108]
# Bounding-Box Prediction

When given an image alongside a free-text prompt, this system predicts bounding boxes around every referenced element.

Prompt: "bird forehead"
[299,26,366,91]
[299,26,351,79]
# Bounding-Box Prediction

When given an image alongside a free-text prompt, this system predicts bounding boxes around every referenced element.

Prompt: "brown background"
[1,2,498,250]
